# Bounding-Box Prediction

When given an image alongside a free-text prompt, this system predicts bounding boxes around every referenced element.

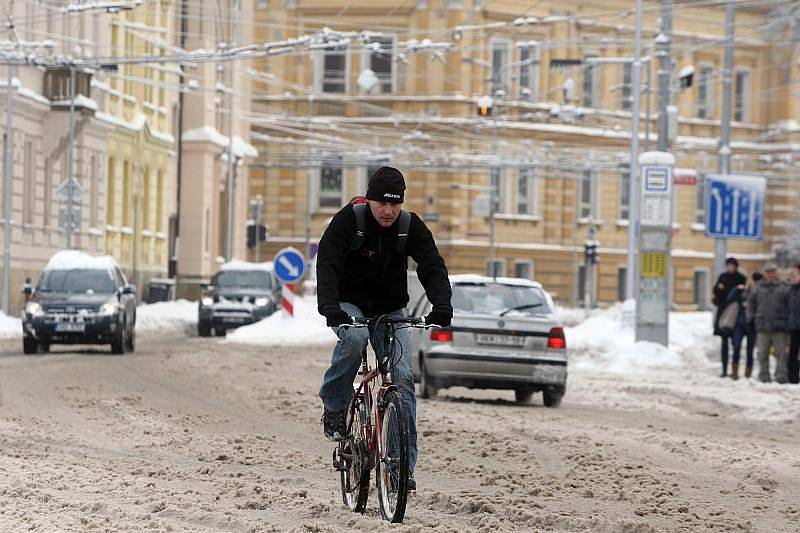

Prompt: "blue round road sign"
[274,247,306,284]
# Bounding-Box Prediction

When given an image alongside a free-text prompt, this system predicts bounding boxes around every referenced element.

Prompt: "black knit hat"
[366,166,406,203]
[726,257,739,267]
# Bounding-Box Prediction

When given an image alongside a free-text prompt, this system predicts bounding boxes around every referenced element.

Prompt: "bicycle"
[331,315,430,523]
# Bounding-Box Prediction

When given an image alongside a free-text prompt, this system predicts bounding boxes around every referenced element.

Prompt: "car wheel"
[198,320,211,337]
[111,324,125,355]
[420,355,438,399]
[23,336,38,355]
[214,328,226,337]
[542,385,565,408]
[514,389,535,404]
[125,322,135,352]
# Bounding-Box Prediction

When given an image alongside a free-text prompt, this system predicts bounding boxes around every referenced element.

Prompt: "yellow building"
[248,0,800,308]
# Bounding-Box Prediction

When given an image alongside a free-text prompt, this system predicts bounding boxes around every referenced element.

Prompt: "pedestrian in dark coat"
[786,265,800,385]
[713,257,747,377]
[742,271,763,378]
[747,263,790,383]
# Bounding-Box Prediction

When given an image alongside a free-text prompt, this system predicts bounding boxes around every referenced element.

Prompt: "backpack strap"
[396,210,411,256]
[350,203,367,251]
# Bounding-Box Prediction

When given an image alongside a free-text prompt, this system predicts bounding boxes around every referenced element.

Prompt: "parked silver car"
[410,275,567,406]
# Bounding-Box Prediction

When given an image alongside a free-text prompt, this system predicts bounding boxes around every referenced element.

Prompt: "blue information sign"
[705,175,766,241]
[273,247,306,284]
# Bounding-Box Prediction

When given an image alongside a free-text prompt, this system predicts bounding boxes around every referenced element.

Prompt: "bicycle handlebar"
[341,316,436,329]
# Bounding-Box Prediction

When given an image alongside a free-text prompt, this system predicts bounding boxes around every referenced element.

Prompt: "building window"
[490,166,506,213]
[617,267,627,301]
[487,259,506,277]
[257,0,268,7]
[578,264,587,303]
[204,208,210,253]
[621,63,632,111]
[491,39,511,96]
[43,158,52,227]
[319,157,344,208]
[156,170,164,232]
[122,160,131,226]
[583,53,600,108]
[619,163,630,220]
[694,173,706,224]
[23,140,35,225]
[89,154,98,228]
[579,169,597,219]
[517,165,536,215]
[366,37,394,93]
[697,64,715,119]
[518,44,540,101]
[142,167,151,230]
[734,68,751,122]
[315,47,348,93]
[514,260,534,280]
[693,269,709,310]
[106,157,115,224]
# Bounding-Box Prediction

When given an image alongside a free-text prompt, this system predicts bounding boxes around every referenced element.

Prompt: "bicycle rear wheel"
[340,395,370,513]
[376,389,409,523]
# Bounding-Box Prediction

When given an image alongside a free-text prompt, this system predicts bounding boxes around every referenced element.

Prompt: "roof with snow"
[44,250,120,271]
[218,260,275,272]
[182,126,259,158]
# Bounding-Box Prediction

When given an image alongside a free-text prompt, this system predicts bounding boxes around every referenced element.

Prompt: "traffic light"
[247,223,257,249]
[584,243,598,265]
[477,95,493,117]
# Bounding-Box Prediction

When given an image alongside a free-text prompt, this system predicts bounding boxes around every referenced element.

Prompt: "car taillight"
[548,327,566,349]
[430,328,453,342]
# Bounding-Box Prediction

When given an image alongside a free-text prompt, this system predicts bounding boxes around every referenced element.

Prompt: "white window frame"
[487,258,507,277]
[490,38,512,97]
[621,63,632,111]
[313,45,350,94]
[733,67,751,123]
[360,36,396,94]
[619,163,630,220]
[517,164,537,216]
[582,52,600,108]
[696,63,715,119]
[315,155,346,210]
[579,168,599,219]
[518,44,540,101]
[694,173,707,225]
[514,259,534,280]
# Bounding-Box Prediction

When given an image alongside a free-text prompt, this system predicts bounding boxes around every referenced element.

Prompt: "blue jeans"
[319,302,417,473]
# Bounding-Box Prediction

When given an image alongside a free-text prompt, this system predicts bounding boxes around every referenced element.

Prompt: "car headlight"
[25,302,42,316]
[255,297,269,307]
[201,297,214,306]
[99,301,119,315]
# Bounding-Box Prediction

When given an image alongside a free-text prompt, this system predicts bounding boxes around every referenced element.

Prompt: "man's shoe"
[407,472,416,492]
[322,410,347,441]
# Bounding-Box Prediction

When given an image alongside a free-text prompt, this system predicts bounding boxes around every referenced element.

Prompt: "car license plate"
[476,333,525,347]
[55,322,85,332]
[223,316,245,323]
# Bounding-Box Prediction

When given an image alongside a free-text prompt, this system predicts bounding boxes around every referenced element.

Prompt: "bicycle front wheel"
[340,395,370,513]
[376,389,409,523]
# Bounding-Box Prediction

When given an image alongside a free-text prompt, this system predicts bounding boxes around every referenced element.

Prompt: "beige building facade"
[248,0,800,308]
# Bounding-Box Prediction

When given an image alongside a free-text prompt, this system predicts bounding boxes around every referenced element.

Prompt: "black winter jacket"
[712,270,747,336]
[787,284,800,332]
[316,204,452,317]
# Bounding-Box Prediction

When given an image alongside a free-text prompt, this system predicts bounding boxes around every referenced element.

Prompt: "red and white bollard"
[281,283,295,317]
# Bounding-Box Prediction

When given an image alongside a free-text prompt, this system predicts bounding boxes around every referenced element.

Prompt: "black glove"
[325,308,352,328]
[425,309,452,328]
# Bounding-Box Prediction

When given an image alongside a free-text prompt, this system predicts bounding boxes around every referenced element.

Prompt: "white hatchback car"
[410,275,567,406]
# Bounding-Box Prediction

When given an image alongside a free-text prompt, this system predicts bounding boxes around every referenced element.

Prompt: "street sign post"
[274,247,306,317]
[636,151,675,347]
[705,175,766,240]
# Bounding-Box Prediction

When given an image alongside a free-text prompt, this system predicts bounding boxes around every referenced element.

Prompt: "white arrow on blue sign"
[705,174,766,241]
[273,247,306,284]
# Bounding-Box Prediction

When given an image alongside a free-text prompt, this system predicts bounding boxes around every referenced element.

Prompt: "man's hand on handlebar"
[424,309,452,328]
[325,308,352,328]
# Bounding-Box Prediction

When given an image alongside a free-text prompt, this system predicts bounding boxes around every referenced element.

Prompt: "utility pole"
[489,117,497,278]
[625,0,644,301]
[657,0,673,152]
[715,0,735,277]
[2,64,13,315]
[225,77,235,261]
[66,65,76,249]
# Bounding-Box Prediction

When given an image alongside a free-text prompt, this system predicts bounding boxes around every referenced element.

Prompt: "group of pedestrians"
[714,258,800,384]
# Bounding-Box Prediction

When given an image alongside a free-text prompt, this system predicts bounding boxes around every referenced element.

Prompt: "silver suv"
[410,275,567,406]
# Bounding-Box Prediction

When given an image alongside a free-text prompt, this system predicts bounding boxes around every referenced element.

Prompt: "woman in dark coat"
[713,257,747,377]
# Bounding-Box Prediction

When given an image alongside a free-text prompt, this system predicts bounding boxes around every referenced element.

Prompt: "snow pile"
[553,305,588,327]
[45,250,119,271]
[226,296,336,346]
[0,312,21,337]
[565,303,715,374]
[136,300,198,334]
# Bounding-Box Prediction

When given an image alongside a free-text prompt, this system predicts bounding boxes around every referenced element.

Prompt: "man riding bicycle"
[317,166,453,492]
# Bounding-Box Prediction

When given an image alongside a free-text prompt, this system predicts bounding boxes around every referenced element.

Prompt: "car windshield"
[39,269,117,294]
[451,283,551,316]
[214,270,272,289]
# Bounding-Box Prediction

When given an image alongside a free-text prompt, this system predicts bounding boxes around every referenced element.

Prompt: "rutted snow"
[226,296,336,346]
[135,299,198,334]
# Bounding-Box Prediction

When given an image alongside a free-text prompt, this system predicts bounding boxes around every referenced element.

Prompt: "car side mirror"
[203,283,215,292]
[121,285,136,295]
